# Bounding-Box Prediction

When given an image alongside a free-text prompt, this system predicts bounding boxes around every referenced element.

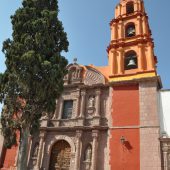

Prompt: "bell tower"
[108,1,162,170]
[108,0,157,82]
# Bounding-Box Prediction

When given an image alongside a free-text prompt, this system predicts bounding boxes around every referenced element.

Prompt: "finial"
[73,57,77,64]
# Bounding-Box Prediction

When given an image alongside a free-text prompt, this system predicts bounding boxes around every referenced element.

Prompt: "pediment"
[64,63,84,85]
[84,67,105,86]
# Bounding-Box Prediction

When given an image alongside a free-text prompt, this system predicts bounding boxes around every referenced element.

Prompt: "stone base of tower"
[139,80,162,170]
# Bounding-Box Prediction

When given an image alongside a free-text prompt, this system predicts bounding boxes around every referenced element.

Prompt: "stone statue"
[32,143,39,157]
[88,96,95,108]
[85,145,92,162]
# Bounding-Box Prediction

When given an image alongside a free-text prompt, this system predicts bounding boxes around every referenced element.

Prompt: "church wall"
[0,124,4,168]
[111,85,139,126]
[0,132,19,170]
[159,90,170,137]
[110,128,140,170]
[30,130,108,170]
[110,84,140,170]
[139,80,161,170]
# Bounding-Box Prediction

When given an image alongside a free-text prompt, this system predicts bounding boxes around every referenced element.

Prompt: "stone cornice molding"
[40,126,108,132]
[110,12,147,26]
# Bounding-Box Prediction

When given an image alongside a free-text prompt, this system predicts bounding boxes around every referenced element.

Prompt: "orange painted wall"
[1,145,18,169]
[110,129,140,170]
[112,85,139,126]
[0,132,19,169]
[110,85,140,170]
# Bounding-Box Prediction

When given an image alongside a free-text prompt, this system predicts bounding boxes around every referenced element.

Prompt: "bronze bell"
[127,58,136,67]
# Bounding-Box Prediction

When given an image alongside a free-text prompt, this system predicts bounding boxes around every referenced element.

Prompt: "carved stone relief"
[64,64,84,85]
[84,67,105,86]
[88,96,95,108]
[32,142,39,158]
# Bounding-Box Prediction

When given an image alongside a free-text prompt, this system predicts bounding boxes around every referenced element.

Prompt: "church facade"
[0,0,170,170]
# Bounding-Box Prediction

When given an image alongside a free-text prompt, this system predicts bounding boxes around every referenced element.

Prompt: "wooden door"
[49,140,71,170]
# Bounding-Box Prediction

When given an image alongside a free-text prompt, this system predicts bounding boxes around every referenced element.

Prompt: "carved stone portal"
[49,140,71,170]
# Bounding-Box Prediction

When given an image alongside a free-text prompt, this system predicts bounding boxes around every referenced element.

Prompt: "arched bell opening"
[124,51,138,70]
[126,1,134,15]
[125,23,136,38]
[49,140,71,170]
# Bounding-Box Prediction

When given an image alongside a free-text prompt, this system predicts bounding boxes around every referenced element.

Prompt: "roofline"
[160,89,170,92]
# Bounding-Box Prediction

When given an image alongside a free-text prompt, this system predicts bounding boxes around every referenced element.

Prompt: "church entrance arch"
[49,140,71,170]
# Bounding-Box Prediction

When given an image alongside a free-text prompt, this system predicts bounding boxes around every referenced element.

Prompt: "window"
[126,23,135,37]
[126,2,134,14]
[62,100,73,119]
[124,51,138,70]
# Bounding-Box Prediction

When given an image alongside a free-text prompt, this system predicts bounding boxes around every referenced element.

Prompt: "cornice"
[108,75,162,88]
[40,126,108,132]
[110,12,147,26]
[107,37,153,53]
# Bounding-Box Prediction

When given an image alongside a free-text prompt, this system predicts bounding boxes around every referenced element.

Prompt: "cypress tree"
[0,0,68,169]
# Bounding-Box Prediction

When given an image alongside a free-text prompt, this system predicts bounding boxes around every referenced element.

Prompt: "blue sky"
[0,0,170,89]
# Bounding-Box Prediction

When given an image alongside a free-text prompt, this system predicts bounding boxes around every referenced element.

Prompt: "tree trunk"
[17,128,29,170]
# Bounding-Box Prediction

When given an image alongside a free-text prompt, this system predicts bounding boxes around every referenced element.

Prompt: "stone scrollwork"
[41,112,48,119]
[84,67,105,86]
[64,63,84,85]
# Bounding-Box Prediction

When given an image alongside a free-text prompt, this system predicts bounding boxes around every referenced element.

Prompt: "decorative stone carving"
[84,67,105,86]
[64,63,84,85]
[88,96,95,108]
[161,138,170,170]
[84,145,92,162]
[41,112,48,119]
[32,142,39,158]
[83,144,92,170]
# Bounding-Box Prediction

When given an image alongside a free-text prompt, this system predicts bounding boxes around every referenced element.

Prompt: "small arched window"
[126,2,134,14]
[84,144,92,162]
[124,51,138,70]
[125,23,136,37]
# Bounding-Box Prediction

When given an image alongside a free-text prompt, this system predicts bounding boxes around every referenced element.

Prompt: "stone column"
[134,2,138,12]
[137,16,142,35]
[35,132,46,170]
[75,130,82,170]
[111,23,117,41]
[26,135,33,166]
[118,47,124,74]
[75,95,80,118]
[117,4,121,16]
[52,99,59,119]
[148,42,155,70]
[142,16,148,36]
[138,43,144,71]
[95,89,101,117]
[80,90,86,118]
[91,130,99,170]
[138,1,142,11]
[58,98,64,119]
[109,49,117,75]
[118,20,123,40]
[162,144,169,170]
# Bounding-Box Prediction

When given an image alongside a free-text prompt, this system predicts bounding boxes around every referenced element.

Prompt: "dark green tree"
[0,0,68,169]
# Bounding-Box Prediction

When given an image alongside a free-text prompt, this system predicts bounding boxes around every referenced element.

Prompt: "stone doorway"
[49,140,71,170]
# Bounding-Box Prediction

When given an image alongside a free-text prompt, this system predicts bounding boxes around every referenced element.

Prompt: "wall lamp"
[120,136,127,144]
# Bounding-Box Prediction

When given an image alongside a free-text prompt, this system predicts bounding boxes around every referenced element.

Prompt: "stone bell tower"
[108,0,162,170]
[107,0,157,82]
